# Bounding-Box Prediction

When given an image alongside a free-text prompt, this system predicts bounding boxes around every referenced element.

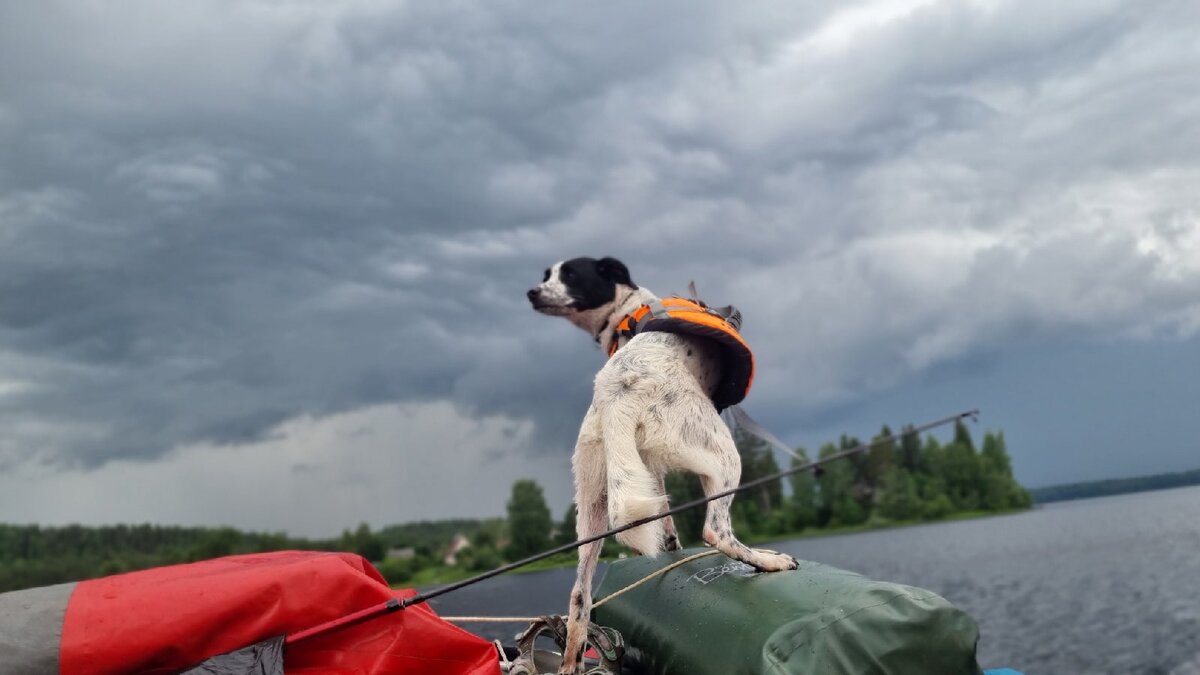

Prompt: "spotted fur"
[528,257,798,674]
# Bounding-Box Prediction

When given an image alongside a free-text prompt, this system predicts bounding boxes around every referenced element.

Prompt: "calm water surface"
[428,486,1200,675]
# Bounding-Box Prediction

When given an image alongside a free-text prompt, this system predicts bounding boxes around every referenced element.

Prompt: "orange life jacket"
[608,297,754,411]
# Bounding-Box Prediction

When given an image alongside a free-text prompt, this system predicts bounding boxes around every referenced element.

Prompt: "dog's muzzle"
[527,288,551,310]
[528,288,572,314]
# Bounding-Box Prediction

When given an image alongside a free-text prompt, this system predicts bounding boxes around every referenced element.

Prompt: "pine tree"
[350,523,385,562]
[981,431,1014,476]
[918,437,954,519]
[505,480,553,560]
[865,425,897,498]
[942,441,982,511]
[554,503,577,547]
[981,472,1011,511]
[980,430,1032,510]
[817,443,867,526]
[953,419,976,452]
[787,448,818,532]
[734,428,784,516]
[729,428,785,535]
[879,468,922,521]
[841,434,873,515]
[899,424,923,472]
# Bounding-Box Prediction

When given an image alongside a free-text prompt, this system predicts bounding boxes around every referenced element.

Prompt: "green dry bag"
[592,549,983,675]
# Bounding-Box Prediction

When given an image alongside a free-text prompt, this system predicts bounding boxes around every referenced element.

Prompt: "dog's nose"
[527,288,540,301]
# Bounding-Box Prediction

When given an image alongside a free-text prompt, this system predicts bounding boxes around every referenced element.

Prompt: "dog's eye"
[562,267,574,279]
[543,269,550,282]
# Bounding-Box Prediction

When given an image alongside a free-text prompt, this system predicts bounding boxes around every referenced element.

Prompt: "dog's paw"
[750,551,799,573]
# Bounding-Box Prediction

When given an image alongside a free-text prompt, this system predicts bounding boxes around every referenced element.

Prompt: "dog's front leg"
[561,496,605,674]
[561,408,607,675]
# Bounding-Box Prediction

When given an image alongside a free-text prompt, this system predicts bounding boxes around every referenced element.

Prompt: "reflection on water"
[428,485,1200,675]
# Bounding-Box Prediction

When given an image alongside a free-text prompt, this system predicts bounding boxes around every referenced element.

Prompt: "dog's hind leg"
[601,404,666,556]
[698,473,795,571]
[687,415,797,572]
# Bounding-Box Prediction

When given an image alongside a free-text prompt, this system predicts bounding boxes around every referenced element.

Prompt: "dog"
[528,256,798,674]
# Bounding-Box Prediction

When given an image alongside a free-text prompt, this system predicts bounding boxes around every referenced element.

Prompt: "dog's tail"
[601,405,667,556]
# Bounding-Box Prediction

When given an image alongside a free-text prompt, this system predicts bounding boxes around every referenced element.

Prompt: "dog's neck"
[565,285,657,355]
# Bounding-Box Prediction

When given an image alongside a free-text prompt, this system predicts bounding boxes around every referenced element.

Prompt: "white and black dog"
[528,256,797,674]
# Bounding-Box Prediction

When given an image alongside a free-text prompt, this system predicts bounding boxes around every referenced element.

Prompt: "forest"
[0,421,1028,593]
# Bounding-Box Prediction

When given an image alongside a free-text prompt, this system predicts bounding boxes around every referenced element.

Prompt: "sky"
[1,0,1198,538]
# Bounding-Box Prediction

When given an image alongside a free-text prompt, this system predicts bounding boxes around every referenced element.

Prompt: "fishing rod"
[286,407,978,646]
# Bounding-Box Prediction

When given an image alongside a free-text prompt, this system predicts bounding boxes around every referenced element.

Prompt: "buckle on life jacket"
[617,315,639,343]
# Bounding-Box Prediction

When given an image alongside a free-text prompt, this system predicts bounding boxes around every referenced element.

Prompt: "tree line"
[512,420,1031,557]
[1030,467,1200,503]
[0,422,1027,593]
[0,524,352,593]
[717,419,1032,539]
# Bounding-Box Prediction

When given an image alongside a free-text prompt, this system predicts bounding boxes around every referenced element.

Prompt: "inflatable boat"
[0,549,1022,674]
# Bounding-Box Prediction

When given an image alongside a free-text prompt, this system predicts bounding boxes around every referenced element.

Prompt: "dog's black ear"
[596,257,636,289]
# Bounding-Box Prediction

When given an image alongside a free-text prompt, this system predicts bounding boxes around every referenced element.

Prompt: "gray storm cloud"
[1,0,1198,527]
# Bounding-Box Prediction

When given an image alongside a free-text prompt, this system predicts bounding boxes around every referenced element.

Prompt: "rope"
[592,549,720,610]
[444,615,545,623]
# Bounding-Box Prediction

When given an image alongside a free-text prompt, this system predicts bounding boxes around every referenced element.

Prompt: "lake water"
[428,486,1200,675]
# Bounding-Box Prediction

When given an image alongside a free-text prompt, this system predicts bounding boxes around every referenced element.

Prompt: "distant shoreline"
[1030,467,1200,504]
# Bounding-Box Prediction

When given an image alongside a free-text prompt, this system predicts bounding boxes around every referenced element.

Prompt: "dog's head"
[527,256,637,317]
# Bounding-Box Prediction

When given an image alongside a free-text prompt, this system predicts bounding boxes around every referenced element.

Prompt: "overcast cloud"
[2,0,1198,536]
